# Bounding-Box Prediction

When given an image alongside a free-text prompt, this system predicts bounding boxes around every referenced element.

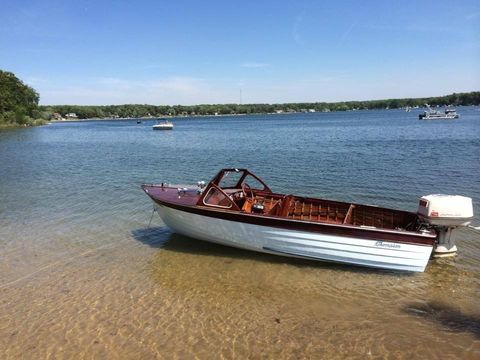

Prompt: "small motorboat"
[152,120,173,130]
[142,169,474,272]
[419,104,459,120]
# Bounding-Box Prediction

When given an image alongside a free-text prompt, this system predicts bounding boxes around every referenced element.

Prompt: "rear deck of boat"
[240,192,418,231]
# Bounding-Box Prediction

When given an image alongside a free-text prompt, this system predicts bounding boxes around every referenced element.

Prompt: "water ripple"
[0,108,479,358]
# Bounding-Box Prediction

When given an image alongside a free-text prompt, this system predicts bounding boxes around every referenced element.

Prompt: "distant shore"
[50,113,252,123]
[6,104,478,128]
[40,91,480,122]
[47,104,479,124]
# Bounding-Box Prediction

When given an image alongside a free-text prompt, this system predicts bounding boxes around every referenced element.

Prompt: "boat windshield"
[218,170,244,188]
[197,169,273,210]
[241,174,267,191]
[203,187,234,208]
[216,169,270,192]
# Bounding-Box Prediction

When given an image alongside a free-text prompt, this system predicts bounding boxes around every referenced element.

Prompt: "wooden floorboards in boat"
[241,193,417,231]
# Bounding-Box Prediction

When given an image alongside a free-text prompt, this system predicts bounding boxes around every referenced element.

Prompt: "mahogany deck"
[241,192,418,231]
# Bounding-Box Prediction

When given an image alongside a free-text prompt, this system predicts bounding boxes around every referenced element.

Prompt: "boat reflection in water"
[142,168,474,272]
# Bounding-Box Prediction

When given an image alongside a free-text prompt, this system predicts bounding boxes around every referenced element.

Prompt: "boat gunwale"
[143,185,436,246]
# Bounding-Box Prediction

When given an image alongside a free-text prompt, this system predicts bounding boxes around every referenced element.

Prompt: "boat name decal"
[375,241,401,249]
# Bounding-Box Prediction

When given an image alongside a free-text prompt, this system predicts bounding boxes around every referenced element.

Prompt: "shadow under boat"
[404,301,480,338]
[130,226,411,276]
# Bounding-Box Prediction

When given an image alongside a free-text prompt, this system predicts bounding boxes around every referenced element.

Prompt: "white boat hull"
[420,115,458,120]
[155,204,433,272]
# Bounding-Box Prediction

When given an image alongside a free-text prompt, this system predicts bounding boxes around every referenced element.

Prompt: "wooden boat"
[142,169,473,272]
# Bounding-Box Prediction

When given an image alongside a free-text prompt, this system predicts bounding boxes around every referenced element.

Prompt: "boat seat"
[242,198,254,213]
[241,195,284,215]
[279,195,294,217]
[266,198,282,215]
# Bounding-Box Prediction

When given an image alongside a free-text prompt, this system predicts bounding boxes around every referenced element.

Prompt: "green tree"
[0,70,40,125]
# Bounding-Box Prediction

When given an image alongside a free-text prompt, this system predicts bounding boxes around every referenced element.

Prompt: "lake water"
[1,108,479,358]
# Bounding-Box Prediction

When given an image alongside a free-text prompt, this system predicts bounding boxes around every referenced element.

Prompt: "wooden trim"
[198,183,241,211]
[343,204,355,224]
[280,195,294,217]
[151,197,436,246]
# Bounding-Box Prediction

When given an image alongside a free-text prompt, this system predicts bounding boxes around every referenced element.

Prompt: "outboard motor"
[417,195,474,257]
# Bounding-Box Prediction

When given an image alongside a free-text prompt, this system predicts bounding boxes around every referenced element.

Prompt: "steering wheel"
[242,182,254,200]
[229,189,245,201]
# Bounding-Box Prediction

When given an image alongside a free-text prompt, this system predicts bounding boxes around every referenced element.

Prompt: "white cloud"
[36,69,479,106]
[292,14,305,45]
[24,76,49,86]
[39,76,232,105]
[465,11,480,20]
[149,77,204,93]
[96,77,132,90]
[338,21,358,47]
[241,62,270,68]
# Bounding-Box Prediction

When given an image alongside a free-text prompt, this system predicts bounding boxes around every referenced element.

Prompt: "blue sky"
[1,0,479,105]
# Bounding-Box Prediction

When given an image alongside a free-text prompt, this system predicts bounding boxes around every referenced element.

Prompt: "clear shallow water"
[1,108,479,358]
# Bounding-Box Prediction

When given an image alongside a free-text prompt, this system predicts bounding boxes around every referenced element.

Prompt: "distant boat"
[419,104,459,120]
[152,120,173,130]
[137,120,142,124]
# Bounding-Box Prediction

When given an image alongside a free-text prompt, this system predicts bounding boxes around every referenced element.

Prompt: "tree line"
[41,92,480,119]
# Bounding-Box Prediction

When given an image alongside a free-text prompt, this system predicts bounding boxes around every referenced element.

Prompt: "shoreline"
[47,107,423,123]
[50,113,254,123]
[18,104,479,125]
[0,120,49,130]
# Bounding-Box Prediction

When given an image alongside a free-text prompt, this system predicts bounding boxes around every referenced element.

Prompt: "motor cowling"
[417,195,474,257]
